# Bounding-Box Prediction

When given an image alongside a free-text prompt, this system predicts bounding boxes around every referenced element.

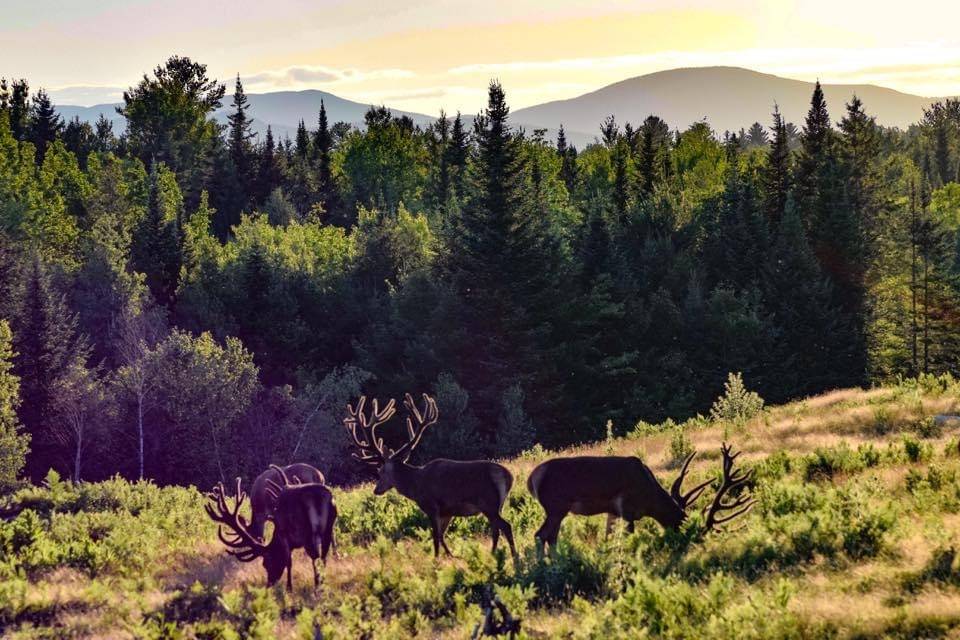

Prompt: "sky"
[3,0,960,114]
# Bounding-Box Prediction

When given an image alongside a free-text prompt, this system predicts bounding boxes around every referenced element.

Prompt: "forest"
[2,55,960,491]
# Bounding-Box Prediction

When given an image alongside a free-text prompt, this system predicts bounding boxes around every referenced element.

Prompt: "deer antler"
[394,393,439,461]
[670,452,714,509]
[702,443,756,532]
[205,478,268,562]
[344,396,397,466]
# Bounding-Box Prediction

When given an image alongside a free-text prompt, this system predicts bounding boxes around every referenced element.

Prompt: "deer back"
[393,458,513,517]
[250,463,325,538]
[528,456,684,528]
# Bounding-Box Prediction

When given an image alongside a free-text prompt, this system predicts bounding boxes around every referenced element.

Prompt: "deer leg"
[499,516,517,557]
[429,516,441,557]
[489,514,501,552]
[627,520,635,534]
[543,513,564,551]
[437,516,453,556]
[286,559,293,592]
[605,513,616,539]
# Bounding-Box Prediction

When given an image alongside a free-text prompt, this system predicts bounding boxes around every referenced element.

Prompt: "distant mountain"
[512,66,943,138]
[57,89,440,142]
[57,67,943,150]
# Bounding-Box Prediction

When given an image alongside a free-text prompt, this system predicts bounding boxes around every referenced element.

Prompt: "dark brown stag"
[205,465,337,590]
[345,393,517,557]
[249,463,325,539]
[528,443,754,551]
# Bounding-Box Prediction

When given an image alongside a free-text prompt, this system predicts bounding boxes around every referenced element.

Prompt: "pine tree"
[637,115,670,197]
[430,111,451,210]
[132,164,181,305]
[226,75,254,218]
[28,89,63,165]
[255,126,282,205]
[93,114,115,153]
[601,115,619,147]
[447,81,562,435]
[612,138,631,220]
[295,119,310,159]
[765,198,851,396]
[8,79,29,142]
[794,81,837,233]
[13,257,88,481]
[312,99,339,220]
[762,105,790,229]
[445,111,470,200]
[557,126,578,197]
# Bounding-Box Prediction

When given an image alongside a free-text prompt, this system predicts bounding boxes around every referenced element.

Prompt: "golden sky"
[3,0,960,113]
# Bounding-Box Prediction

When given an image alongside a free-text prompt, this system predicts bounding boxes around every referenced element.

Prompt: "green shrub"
[709,372,764,425]
[667,429,694,469]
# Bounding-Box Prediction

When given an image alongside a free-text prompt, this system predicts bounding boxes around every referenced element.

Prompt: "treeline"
[1,57,959,490]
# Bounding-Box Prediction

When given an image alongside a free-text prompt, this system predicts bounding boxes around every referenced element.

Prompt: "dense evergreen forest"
[1,56,959,490]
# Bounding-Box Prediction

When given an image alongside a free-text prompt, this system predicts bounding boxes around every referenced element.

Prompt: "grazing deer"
[205,465,337,590]
[249,463,325,539]
[345,393,517,557]
[528,443,754,552]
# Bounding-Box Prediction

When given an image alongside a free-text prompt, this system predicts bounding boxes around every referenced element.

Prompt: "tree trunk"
[137,392,145,480]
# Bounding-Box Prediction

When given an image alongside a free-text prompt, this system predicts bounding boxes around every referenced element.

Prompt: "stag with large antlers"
[528,443,754,552]
[205,465,336,590]
[345,393,517,557]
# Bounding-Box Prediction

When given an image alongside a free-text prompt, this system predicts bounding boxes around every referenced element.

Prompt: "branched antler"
[344,396,397,466]
[394,393,439,461]
[669,451,714,509]
[205,478,267,562]
[702,443,756,532]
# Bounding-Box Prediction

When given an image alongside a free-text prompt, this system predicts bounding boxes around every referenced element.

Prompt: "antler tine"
[344,396,396,466]
[269,464,291,487]
[395,392,439,461]
[670,452,696,499]
[702,443,756,533]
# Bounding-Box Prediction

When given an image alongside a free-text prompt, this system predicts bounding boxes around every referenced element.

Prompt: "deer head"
[344,393,438,495]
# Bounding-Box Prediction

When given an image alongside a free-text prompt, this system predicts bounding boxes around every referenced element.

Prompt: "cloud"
[46,85,125,106]
[243,65,415,90]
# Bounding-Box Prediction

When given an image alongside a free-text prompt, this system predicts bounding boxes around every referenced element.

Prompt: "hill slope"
[3,380,960,637]
[513,66,941,136]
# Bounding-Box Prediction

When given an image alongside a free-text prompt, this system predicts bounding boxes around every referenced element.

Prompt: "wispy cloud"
[243,65,416,90]
[47,85,125,106]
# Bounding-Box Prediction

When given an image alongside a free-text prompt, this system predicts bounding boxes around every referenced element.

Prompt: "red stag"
[205,465,337,590]
[249,462,325,539]
[345,393,517,557]
[528,443,754,551]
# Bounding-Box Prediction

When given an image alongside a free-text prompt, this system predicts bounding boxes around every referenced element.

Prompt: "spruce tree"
[8,79,29,142]
[13,257,88,480]
[226,75,254,217]
[448,81,562,436]
[557,125,578,197]
[445,111,469,200]
[295,119,310,159]
[794,81,837,233]
[255,126,282,205]
[93,114,115,153]
[762,105,790,229]
[765,198,851,395]
[132,164,181,305]
[28,89,63,165]
[430,111,451,210]
[312,100,338,219]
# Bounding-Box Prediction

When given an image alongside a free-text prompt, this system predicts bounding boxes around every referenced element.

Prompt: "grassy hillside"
[4,377,960,639]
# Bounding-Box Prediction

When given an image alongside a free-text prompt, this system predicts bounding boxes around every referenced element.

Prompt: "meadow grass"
[4,378,960,638]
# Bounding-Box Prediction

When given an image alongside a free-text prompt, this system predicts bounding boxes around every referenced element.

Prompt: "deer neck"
[392,462,428,504]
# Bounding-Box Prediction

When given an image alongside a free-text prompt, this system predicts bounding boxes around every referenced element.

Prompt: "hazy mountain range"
[57,67,947,148]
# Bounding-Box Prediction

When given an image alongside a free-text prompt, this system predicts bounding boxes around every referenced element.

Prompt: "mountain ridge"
[56,67,951,148]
